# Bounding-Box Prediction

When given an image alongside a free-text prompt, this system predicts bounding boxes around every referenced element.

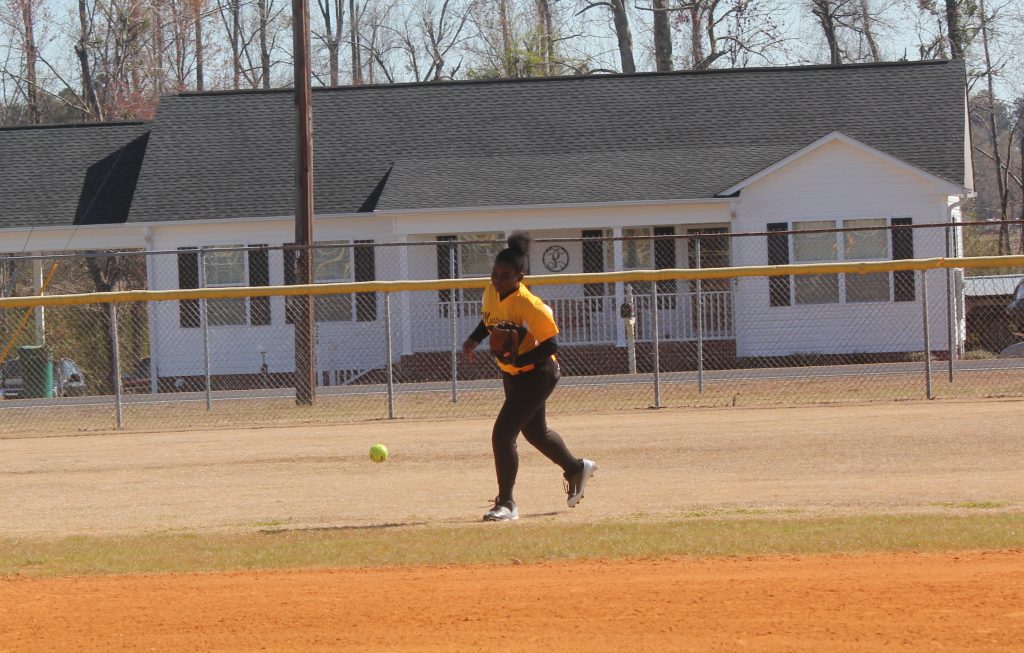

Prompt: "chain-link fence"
[2,224,1023,435]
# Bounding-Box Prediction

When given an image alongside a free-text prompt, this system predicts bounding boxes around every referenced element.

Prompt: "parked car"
[1007,279,1024,335]
[122,357,151,393]
[0,356,87,399]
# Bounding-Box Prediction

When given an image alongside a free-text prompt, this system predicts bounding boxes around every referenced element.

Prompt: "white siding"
[731,139,959,357]
[146,215,397,378]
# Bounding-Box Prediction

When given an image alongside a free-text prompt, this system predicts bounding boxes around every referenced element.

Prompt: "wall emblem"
[541,245,569,272]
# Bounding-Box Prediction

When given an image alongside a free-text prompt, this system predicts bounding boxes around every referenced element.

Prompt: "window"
[436,233,504,316]
[460,233,505,304]
[623,227,652,295]
[766,224,791,307]
[285,240,376,323]
[177,248,200,328]
[582,229,613,299]
[792,221,839,305]
[203,247,247,326]
[767,218,914,306]
[843,218,889,302]
[313,242,353,322]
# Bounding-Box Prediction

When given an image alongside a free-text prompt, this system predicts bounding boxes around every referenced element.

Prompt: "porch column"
[32,257,45,345]
[612,227,625,347]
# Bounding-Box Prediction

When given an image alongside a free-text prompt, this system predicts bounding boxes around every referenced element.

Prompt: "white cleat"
[565,459,597,508]
[483,498,519,521]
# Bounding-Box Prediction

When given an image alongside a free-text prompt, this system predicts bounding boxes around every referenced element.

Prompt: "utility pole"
[293,0,316,405]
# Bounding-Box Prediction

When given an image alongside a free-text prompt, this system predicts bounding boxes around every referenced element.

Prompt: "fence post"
[109,303,124,430]
[921,269,933,400]
[696,237,704,394]
[199,249,212,411]
[651,280,661,408]
[450,254,458,403]
[385,291,395,419]
[945,222,955,383]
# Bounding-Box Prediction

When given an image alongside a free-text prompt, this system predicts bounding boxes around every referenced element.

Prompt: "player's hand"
[461,339,478,362]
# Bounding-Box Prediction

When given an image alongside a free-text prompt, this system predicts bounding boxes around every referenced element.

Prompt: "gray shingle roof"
[379,145,799,209]
[0,122,150,230]
[5,60,967,230]
[128,60,966,222]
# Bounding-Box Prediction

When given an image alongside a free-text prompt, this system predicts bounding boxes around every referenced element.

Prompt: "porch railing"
[420,291,734,349]
[550,291,734,345]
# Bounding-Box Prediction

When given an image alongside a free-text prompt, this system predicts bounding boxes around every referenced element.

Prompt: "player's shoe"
[564,459,597,508]
[483,497,519,521]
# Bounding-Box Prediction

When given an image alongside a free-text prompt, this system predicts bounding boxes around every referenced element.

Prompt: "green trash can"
[19,345,54,399]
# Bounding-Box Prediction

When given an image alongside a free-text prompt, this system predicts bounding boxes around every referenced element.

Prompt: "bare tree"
[912,0,979,60]
[809,0,850,64]
[313,0,345,85]
[946,0,967,59]
[857,0,881,61]
[362,1,401,83]
[651,0,672,70]
[409,0,475,81]
[216,0,243,88]
[19,0,39,122]
[0,0,43,123]
[350,0,362,83]
[75,0,103,119]
[577,0,635,73]
[193,0,205,89]
[671,0,786,70]
[535,0,554,75]
[258,0,273,88]
[977,0,1011,252]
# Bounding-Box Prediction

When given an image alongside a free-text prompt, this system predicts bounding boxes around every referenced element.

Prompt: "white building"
[1,60,973,386]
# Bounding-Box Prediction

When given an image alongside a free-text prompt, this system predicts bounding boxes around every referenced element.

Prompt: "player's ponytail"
[496,231,531,274]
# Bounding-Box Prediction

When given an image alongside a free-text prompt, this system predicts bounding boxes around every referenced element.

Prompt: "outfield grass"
[3,512,1022,578]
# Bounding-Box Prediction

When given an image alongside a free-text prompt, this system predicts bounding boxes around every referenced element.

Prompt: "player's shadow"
[519,511,560,519]
[259,522,427,534]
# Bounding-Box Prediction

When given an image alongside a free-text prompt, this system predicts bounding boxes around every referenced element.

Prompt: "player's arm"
[461,321,489,360]
[514,336,558,367]
[514,300,559,366]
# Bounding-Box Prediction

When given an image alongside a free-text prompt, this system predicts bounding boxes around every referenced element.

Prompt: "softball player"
[461,232,597,521]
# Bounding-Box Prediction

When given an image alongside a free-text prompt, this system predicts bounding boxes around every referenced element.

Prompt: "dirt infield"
[2,399,1023,535]
[2,552,1023,651]
[2,399,1023,650]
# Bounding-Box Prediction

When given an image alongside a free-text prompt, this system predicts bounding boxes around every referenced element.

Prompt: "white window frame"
[312,240,355,323]
[842,218,891,303]
[458,232,504,303]
[202,245,247,326]
[792,221,839,305]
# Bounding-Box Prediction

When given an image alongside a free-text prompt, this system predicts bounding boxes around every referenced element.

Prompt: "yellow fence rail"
[2,255,1023,309]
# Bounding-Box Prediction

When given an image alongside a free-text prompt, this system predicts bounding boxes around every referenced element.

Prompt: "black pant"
[492,359,580,501]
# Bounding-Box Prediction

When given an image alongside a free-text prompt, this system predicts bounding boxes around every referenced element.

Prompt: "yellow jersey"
[481,283,559,375]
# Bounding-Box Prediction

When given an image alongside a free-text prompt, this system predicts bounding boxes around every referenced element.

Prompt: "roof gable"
[719,131,967,196]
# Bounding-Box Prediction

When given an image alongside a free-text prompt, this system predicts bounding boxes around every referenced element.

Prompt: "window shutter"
[437,236,457,304]
[283,243,297,324]
[654,226,676,295]
[177,248,200,328]
[767,223,791,307]
[355,240,377,321]
[248,245,270,326]
[582,230,604,297]
[891,218,915,302]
